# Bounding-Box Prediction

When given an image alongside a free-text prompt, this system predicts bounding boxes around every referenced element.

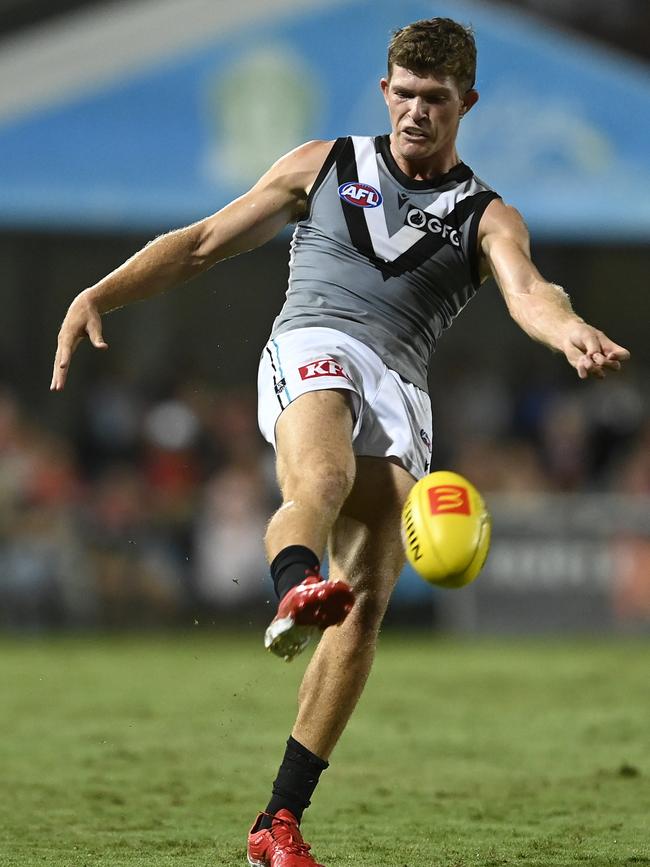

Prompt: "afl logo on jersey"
[338,182,383,208]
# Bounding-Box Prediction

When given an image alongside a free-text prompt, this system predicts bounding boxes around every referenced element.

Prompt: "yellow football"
[401,470,491,588]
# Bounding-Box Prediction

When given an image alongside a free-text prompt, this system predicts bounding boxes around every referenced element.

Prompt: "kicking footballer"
[52,17,629,866]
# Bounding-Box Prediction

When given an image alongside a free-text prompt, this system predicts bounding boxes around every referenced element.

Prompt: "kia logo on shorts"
[299,359,348,380]
[338,182,383,208]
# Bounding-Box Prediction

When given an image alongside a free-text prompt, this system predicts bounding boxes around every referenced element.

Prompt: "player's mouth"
[402,127,429,142]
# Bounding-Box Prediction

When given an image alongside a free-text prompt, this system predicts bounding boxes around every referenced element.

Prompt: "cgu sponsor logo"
[405,207,461,247]
[299,358,348,380]
[338,181,383,208]
[428,484,471,516]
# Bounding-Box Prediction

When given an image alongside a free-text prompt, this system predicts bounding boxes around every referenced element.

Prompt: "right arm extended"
[51,140,332,390]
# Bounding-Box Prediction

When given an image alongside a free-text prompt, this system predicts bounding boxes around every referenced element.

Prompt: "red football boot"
[247,809,325,867]
[264,574,354,661]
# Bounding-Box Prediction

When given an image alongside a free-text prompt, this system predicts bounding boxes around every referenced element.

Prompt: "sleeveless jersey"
[270,135,500,392]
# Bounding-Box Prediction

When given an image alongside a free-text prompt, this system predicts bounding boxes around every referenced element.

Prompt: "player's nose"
[410,97,427,120]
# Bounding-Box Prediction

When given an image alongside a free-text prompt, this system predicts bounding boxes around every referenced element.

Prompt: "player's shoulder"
[258,140,335,195]
[251,141,336,208]
[274,140,337,174]
[478,197,528,240]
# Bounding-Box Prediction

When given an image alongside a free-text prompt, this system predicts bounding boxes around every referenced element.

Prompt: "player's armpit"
[194,140,335,267]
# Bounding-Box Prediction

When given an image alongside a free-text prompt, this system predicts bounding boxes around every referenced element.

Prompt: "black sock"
[270,545,320,600]
[257,736,329,830]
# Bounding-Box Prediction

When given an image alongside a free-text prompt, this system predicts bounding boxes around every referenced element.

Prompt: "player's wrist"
[82,284,113,316]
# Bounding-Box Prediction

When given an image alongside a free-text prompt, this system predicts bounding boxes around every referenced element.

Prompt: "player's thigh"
[328,455,415,623]
[275,389,356,498]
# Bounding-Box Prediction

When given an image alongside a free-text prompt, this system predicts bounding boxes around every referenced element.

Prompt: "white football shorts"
[257,327,433,480]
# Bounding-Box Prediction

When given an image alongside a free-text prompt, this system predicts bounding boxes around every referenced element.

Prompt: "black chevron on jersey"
[336,136,496,282]
[386,189,499,283]
[336,137,430,280]
[335,137,377,264]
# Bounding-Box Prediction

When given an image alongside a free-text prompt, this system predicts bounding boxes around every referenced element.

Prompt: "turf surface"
[1,632,648,867]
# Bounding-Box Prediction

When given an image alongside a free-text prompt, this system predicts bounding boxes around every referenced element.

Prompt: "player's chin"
[398,134,435,156]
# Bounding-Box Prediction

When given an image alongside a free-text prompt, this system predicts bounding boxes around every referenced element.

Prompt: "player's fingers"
[575,354,590,379]
[587,333,630,363]
[599,356,621,372]
[51,333,81,391]
[575,353,606,380]
[86,313,108,350]
[584,356,607,379]
[605,345,631,362]
[51,368,66,391]
[50,350,60,391]
[576,331,603,357]
[588,348,625,378]
[51,360,66,391]
[590,352,620,372]
[51,345,70,391]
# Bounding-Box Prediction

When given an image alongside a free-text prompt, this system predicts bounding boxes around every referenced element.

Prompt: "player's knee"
[318,463,355,508]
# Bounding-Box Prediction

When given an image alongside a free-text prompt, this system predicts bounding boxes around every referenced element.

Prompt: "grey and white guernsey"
[271,135,500,392]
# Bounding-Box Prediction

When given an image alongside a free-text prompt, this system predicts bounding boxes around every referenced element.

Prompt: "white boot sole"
[264,616,315,662]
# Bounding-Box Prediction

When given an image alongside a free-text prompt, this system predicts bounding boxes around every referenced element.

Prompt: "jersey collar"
[375,134,472,190]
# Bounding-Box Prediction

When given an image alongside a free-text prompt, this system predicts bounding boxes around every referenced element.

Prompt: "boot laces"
[269,815,312,857]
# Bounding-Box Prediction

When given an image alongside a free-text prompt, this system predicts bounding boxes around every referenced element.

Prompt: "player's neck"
[388,136,461,181]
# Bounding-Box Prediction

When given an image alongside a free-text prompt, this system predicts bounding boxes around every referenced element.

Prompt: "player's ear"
[380,77,390,104]
[461,88,479,116]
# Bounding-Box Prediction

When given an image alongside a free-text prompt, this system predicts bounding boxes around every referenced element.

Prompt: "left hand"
[562,324,630,380]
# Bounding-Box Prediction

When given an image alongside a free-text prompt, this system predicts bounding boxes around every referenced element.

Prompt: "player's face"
[381,66,476,163]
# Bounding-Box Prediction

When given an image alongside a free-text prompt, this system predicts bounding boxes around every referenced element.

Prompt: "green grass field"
[1,632,648,867]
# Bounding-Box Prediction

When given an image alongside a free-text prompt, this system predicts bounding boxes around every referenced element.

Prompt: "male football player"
[52,18,629,867]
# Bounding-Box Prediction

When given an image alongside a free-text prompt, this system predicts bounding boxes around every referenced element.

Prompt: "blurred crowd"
[0,380,278,631]
[0,367,648,631]
[431,367,650,495]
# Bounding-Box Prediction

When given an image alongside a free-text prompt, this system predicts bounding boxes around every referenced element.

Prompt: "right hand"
[561,322,630,380]
[50,293,108,391]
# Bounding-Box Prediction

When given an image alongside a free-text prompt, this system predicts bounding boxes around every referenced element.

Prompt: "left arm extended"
[478,199,630,379]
